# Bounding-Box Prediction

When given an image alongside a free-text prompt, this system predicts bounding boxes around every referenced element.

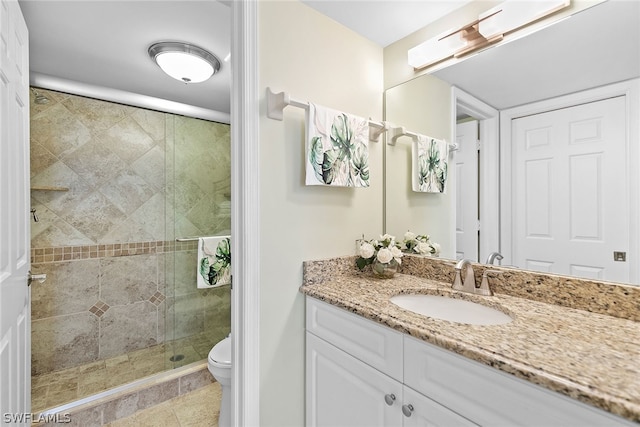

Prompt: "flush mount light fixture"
[408,0,570,70]
[148,41,221,84]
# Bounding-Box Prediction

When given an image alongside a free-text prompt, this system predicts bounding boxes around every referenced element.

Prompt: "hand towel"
[412,135,449,193]
[306,103,370,187]
[197,235,231,289]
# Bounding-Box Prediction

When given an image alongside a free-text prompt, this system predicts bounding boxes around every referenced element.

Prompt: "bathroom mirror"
[384,0,640,285]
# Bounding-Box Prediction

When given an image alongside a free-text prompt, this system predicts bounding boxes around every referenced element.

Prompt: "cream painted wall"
[384,75,453,257]
[258,1,384,425]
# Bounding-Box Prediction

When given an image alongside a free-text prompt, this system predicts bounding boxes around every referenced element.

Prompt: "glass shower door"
[163,114,231,369]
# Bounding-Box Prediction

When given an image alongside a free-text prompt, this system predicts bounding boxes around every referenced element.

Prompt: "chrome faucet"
[452,259,477,294]
[485,252,503,265]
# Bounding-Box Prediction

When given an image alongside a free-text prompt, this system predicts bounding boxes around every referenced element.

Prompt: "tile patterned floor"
[104,382,221,427]
[32,339,209,413]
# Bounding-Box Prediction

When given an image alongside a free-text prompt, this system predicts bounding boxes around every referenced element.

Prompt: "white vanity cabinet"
[403,335,633,426]
[305,297,635,427]
[306,297,477,426]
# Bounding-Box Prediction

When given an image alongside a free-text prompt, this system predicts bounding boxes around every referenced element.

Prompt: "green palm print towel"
[306,103,370,187]
[198,236,231,288]
[412,135,448,193]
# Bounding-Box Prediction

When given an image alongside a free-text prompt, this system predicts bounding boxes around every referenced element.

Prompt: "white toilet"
[208,335,231,427]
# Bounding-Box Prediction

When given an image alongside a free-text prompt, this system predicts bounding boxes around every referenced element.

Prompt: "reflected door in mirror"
[511,96,628,282]
[455,120,479,261]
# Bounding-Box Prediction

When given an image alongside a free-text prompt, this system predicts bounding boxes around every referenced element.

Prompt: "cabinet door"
[306,332,403,427]
[402,386,477,427]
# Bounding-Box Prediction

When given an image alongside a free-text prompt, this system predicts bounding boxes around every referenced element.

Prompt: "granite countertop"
[300,258,640,423]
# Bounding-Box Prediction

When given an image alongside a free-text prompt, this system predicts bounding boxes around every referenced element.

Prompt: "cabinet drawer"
[306,297,403,381]
[404,335,634,427]
[403,385,477,427]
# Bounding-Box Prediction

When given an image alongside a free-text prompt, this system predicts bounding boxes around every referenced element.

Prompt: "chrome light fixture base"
[148,41,221,84]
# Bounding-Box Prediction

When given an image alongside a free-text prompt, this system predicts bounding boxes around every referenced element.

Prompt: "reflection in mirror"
[384,74,453,257]
[384,0,640,285]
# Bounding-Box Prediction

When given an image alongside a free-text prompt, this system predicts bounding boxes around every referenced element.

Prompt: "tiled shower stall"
[28,88,231,411]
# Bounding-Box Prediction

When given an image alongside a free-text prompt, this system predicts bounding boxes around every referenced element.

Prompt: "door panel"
[512,97,627,282]
[455,120,478,261]
[0,0,30,422]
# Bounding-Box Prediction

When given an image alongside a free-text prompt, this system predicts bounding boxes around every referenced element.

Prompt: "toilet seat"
[208,336,231,367]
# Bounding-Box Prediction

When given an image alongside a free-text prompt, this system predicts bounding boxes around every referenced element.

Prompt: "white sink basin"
[389,294,513,325]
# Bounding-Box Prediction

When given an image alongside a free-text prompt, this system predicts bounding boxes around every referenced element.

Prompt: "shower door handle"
[28,271,47,286]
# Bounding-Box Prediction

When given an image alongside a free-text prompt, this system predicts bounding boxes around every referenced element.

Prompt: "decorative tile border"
[87,292,166,318]
[31,240,198,264]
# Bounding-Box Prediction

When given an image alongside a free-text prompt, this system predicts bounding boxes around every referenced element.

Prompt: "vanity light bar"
[408,0,570,70]
[408,10,502,70]
[408,27,468,71]
[478,0,570,40]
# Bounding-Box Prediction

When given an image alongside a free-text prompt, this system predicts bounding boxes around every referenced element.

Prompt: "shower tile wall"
[29,88,231,376]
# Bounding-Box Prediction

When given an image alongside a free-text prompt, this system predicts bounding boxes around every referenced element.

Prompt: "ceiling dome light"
[148,41,221,84]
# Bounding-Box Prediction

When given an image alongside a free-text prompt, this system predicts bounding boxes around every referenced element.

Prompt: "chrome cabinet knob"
[384,393,396,406]
[402,404,414,417]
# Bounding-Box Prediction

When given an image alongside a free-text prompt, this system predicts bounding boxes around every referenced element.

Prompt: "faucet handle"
[452,269,465,291]
[477,269,503,296]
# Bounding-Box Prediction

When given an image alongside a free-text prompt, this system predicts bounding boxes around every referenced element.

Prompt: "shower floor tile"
[31,339,211,414]
[104,381,221,427]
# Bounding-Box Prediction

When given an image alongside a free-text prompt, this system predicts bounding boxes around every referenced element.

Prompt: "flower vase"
[371,259,398,278]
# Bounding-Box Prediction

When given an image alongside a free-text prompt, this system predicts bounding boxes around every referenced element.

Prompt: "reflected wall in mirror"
[384,0,640,285]
[384,75,453,257]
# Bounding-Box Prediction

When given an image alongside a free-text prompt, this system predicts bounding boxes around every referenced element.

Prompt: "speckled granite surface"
[300,255,640,423]
[398,255,640,322]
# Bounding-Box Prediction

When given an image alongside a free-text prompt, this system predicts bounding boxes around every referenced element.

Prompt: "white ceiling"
[300,0,473,47]
[19,0,469,116]
[19,1,640,116]
[19,1,231,114]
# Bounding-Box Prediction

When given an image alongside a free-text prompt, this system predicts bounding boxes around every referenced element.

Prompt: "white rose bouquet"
[402,230,440,257]
[356,234,403,273]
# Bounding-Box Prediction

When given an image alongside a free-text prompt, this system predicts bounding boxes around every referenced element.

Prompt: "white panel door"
[0,0,30,423]
[455,120,478,261]
[306,333,403,427]
[512,96,627,282]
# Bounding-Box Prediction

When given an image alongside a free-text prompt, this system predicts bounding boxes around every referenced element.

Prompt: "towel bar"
[388,126,458,152]
[177,236,232,243]
[266,87,388,142]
